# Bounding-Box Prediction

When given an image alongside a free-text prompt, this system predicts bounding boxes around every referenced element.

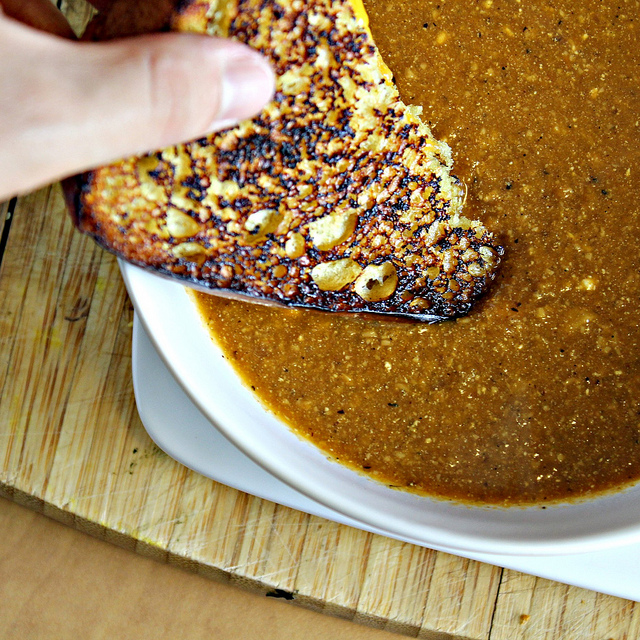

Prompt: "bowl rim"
[120,260,640,557]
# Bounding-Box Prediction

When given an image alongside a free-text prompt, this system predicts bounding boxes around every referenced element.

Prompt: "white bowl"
[121,261,640,556]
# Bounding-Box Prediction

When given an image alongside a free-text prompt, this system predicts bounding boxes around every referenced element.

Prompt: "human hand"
[0,0,275,200]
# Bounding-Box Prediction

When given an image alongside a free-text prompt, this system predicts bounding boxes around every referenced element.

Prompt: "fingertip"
[214,48,276,129]
[115,34,275,148]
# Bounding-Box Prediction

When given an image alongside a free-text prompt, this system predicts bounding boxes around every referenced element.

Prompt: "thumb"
[0,15,275,199]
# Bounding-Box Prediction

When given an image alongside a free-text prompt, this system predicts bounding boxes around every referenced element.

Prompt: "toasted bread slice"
[65,0,502,321]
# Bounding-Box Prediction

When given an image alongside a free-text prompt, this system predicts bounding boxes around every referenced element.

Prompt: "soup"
[195,0,640,505]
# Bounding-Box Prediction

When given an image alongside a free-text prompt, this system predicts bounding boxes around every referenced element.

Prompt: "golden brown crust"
[68,0,503,321]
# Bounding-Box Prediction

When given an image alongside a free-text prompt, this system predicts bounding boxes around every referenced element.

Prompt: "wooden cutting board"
[1,3,639,639]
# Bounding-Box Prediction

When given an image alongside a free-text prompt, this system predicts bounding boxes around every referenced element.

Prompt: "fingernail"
[214,53,275,129]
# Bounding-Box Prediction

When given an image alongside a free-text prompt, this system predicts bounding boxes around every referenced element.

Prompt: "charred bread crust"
[66,0,503,322]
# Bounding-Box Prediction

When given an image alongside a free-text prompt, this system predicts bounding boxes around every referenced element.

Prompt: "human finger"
[0,15,275,199]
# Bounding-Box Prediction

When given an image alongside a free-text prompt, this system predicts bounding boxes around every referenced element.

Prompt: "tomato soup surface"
[195,0,640,505]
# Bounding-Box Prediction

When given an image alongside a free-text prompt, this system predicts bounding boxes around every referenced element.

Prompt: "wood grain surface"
[1,1,639,638]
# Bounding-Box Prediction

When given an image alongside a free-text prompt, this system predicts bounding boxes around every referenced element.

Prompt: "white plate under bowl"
[120,261,640,556]
[132,315,640,601]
